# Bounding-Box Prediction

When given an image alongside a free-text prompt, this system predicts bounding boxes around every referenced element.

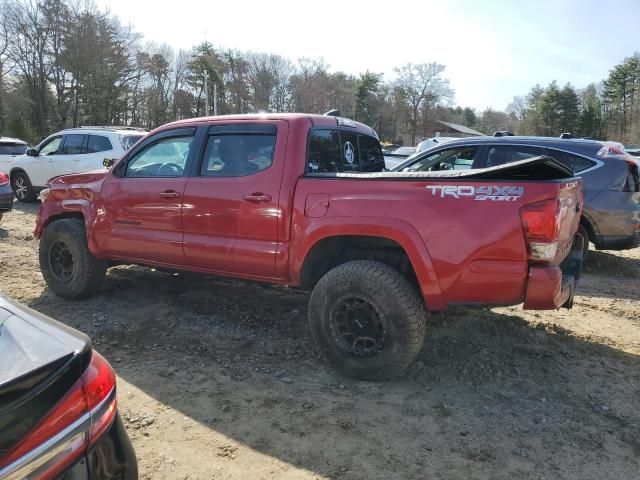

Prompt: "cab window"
[125,136,193,177]
[401,146,478,172]
[200,133,276,177]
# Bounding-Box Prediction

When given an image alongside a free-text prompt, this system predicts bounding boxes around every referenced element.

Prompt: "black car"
[0,295,137,479]
[0,173,12,224]
[393,136,640,253]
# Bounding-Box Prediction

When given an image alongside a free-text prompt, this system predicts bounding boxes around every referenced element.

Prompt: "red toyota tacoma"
[35,114,584,379]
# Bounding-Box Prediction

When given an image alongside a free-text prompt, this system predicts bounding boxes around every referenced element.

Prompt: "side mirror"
[103,158,116,169]
[26,148,38,157]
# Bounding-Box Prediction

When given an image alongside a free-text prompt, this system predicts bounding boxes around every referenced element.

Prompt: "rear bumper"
[62,413,138,479]
[523,234,584,310]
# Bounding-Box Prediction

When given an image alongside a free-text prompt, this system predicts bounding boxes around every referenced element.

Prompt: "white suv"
[8,126,147,202]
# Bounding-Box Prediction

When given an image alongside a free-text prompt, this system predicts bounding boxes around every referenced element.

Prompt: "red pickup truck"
[35,113,584,379]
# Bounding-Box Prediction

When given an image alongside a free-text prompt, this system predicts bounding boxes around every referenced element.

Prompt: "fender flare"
[35,199,102,258]
[291,216,446,310]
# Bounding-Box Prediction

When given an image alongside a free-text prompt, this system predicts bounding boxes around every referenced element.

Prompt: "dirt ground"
[1,201,639,480]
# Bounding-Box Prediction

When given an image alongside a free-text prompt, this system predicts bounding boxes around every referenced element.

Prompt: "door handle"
[159,190,181,198]
[243,193,272,204]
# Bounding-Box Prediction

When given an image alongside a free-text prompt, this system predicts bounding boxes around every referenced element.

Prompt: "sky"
[95,0,640,111]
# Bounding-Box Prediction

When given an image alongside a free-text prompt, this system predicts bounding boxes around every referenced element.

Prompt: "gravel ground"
[1,201,639,479]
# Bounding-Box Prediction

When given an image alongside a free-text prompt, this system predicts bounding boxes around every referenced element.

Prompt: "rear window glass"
[0,144,27,155]
[87,135,112,153]
[547,149,596,173]
[359,135,384,171]
[402,146,478,172]
[308,130,341,173]
[485,145,545,168]
[307,129,383,173]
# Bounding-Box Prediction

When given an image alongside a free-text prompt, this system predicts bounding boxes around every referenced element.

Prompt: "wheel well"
[44,212,85,231]
[9,168,27,183]
[300,235,419,290]
[579,216,596,245]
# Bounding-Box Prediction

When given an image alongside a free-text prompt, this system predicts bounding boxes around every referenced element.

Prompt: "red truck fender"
[35,197,102,258]
[290,216,447,311]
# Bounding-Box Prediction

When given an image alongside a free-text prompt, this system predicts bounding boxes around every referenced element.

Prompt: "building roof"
[436,121,484,136]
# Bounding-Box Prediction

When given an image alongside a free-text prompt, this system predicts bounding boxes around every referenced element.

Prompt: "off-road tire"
[39,218,107,299]
[11,171,37,203]
[308,260,427,380]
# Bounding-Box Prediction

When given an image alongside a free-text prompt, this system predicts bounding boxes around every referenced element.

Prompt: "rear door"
[53,133,87,177]
[95,127,196,265]
[181,122,287,278]
[83,134,114,171]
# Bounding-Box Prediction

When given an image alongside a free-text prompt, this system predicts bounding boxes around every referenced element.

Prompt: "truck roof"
[160,113,378,138]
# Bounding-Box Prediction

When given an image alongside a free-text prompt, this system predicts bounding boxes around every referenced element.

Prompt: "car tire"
[308,260,427,380]
[39,218,107,299]
[11,171,37,203]
[578,224,589,259]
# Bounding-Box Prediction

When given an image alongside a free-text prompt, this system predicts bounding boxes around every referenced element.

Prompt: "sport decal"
[426,185,524,202]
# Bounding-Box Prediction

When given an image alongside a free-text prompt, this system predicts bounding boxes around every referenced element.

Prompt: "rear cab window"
[307,129,383,173]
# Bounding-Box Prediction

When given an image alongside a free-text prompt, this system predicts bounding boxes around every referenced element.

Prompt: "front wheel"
[308,260,427,380]
[39,218,107,299]
[11,171,37,203]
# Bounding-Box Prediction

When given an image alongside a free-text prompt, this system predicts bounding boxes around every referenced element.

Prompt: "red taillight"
[0,351,117,479]
[520,198,562,262]
[0,173,9,186]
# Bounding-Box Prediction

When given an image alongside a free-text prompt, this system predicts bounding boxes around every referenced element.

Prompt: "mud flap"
[560,233,585,309]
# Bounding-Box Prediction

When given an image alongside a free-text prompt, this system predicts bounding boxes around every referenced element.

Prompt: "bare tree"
[393,62,453,145]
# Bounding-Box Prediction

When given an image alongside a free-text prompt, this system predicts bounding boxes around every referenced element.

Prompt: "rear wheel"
[308,260,427,380]
[12,171,37,203]
[39,218,107,299]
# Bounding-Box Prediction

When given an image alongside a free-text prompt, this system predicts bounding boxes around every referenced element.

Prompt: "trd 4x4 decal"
[426,185,524,201]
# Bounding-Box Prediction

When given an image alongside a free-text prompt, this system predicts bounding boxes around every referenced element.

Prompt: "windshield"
[120,134,145,151]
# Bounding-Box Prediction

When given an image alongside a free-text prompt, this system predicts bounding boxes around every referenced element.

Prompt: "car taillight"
[0,173,9,186]
[0,351,117,480]
[520,198,562,262]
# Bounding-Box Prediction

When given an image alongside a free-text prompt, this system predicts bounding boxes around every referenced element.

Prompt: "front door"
[181,122,286,278]
[94,128,196,266]
[28,135,63,186]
